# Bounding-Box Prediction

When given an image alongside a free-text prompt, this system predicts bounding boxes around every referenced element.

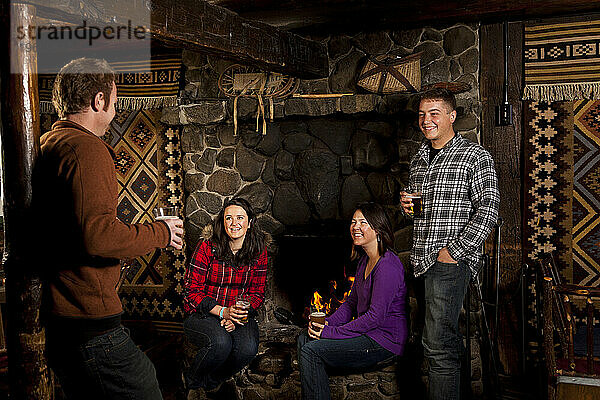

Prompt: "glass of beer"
[406,192,423,218]
[235,294,251,324]
[309,306,326,332]
[153,206,178,220]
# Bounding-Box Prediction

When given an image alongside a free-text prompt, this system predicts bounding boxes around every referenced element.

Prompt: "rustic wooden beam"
[206,0,600,30]
[480,21,523,376]
[0,2,52,399]
[25,0,329,78]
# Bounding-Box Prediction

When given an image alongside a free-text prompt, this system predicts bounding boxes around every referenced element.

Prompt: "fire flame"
[311,276,355,315]
[342,277,355,302]
[312,291,324,313]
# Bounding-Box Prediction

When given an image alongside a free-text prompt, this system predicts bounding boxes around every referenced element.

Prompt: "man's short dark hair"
[419,88,456,111]
[52,58,115,118]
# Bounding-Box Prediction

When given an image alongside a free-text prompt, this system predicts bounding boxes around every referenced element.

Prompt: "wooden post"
[542,277,556,400]
[480,21,523,375]
[0,2,52,399]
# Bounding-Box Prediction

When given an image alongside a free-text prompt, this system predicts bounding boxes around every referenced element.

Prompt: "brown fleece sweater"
[36,120,170,319]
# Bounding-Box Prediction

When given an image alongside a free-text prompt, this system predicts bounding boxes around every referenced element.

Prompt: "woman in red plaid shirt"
[182,197,268,393]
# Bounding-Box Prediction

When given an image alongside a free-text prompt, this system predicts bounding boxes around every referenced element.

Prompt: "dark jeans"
[183,313,259,390]
[422,260,470,400]
[297,330,394,400]
[47,325,163,400]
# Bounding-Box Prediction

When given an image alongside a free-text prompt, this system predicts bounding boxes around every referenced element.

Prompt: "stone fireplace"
[276,222,353,321]
[163,22,484,399]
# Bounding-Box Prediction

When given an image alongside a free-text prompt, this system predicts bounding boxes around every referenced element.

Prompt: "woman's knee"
[235,337,258,360]
[299,338,321,362]
[191,331,232,360]
[297,329,311,353]
[208,329,232,356]
[184,315,214,343]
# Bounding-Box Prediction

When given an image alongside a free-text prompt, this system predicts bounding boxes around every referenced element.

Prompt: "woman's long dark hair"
[211,197,266,266]
[350,202,395,260]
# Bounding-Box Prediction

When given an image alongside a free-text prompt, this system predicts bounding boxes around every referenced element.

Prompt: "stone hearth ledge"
[184,322,407,399]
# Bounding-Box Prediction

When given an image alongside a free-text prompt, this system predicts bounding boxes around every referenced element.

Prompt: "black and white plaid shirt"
[409,133,500,277]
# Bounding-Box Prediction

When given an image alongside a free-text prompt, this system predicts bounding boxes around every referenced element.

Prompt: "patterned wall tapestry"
[523,17,600,102]
[523,101,574,367]
[522,15,600,369]
[573,100,600,286]
[107,110,186,331]
[38,46,181,113]
[523,101,574,281]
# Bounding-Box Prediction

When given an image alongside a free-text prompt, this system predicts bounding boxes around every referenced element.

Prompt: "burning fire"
[342,277,355,302]
[312,291,325,313]
[311,276,355,316]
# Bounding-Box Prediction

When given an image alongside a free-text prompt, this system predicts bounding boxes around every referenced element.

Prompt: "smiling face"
[223,205,250,242]
[418,99,456,149]
[350,210,378,248]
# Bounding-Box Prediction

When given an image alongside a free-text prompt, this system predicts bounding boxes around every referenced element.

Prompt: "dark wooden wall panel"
[480,22,523,375]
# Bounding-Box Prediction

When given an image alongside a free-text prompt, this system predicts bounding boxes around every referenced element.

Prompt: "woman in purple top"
[297,202,407,400]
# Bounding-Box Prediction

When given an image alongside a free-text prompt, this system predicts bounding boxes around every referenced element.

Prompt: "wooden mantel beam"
[25,0,329,78]
[206,0,600,30]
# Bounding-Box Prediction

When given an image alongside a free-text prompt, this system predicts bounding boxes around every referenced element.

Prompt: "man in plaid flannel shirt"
[401,88,499,400]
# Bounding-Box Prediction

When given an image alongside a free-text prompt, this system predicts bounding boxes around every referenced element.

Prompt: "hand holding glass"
[401,188,423,218]
[309,305,326,332]
[234,294,251,324]
[153,206,184,250]
[153,206,178,220]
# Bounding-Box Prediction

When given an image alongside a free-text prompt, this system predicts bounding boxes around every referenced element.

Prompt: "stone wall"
[164,21,480,256]
[164,22,484,398]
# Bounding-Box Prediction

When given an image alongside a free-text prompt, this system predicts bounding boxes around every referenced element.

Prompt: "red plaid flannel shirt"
[183,240,268,315]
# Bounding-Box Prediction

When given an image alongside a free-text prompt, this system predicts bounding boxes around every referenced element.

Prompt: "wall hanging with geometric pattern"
[572,100,600,286]
[107,110,187,331]
[523,100,574,281]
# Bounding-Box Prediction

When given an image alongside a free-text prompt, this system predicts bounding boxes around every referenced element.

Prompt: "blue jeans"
[183,313,259,390]
[47,325,163,400]
[297,330,394,400]
[422,260,470,400]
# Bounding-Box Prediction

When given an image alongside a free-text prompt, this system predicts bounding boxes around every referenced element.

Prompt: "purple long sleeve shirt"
[321,250,407,355]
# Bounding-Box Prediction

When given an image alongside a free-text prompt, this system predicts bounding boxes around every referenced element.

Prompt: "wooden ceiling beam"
[26,0,329,78]
[206,0,600,30]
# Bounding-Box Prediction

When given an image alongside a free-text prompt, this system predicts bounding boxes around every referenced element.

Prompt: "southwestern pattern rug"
[107,110,186,330]
[523,101,574,278]
[523,101,574,368]
[573,100,600,287]
[523,100,600,365]
[523,16,600,101]
[39,46,181,113]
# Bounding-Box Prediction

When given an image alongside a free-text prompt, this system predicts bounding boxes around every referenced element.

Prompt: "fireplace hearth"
[273,222,356,322]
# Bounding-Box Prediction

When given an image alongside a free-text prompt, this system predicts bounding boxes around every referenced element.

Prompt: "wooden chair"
[541,274,600,400]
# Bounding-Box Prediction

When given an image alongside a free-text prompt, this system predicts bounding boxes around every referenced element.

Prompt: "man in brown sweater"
[36,58,183,400]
